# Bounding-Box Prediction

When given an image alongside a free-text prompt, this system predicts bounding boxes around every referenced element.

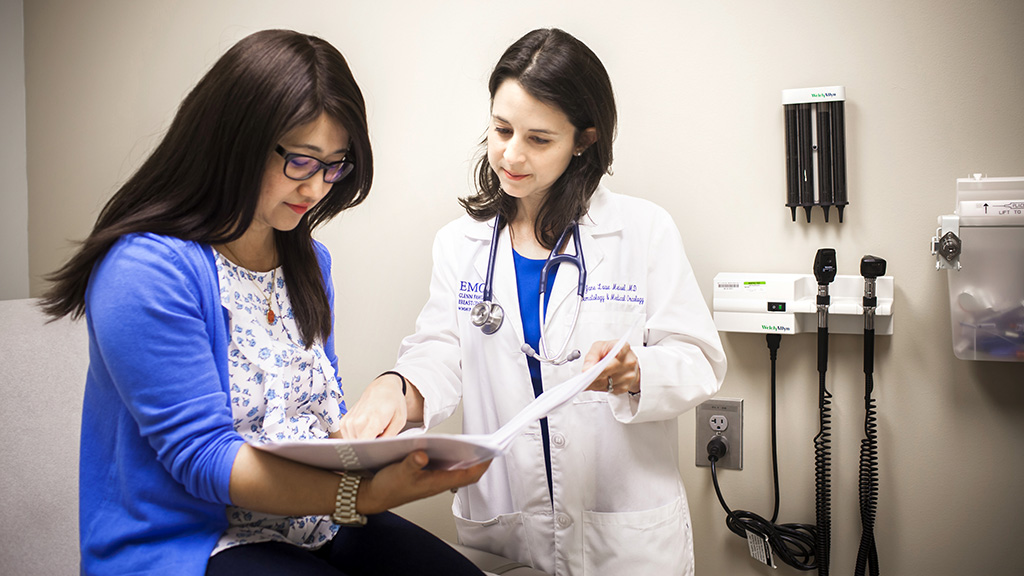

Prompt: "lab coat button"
[551,433,566,447]
[556,513,572,528]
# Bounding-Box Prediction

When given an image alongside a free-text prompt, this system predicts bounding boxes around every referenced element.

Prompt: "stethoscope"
[470,215,587,365]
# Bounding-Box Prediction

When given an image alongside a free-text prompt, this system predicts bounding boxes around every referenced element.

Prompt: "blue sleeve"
[87,235,241,504]
[313,241,347,415]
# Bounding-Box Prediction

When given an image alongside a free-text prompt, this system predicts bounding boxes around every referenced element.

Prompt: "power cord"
[706,333,817,571]
[855,371,880,576]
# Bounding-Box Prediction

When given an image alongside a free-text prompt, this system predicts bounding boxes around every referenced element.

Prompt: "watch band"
[377,370,407,395]
[332,473,367,526]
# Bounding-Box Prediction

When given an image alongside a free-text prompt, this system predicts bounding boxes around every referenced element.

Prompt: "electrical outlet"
[695,398,743,470]
[710,415,728,431]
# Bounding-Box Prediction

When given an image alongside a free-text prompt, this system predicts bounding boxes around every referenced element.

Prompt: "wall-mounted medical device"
[783,86,848,223]
[707,252,892,573]
[712,272,893,335]
[931,174,1024,361]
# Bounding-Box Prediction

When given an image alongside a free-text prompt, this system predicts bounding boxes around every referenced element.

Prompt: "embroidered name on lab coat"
[457,281,484,312]
[583,283,645,305]
[456,280,646,311]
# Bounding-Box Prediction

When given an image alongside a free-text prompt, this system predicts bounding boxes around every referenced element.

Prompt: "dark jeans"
[206,512,484,576]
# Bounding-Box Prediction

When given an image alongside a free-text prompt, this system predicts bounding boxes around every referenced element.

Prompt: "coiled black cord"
[814,328,833,576]
[855,331,880,576]
[706,333,817,571]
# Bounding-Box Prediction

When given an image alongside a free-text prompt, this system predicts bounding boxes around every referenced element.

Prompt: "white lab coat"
[394,185,726,576]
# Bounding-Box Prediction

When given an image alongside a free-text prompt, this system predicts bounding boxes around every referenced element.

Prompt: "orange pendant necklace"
[239,267,276,324]
[261,269,277,324]
[220,244,277,324]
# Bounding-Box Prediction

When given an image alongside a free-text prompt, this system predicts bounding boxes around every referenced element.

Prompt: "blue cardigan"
[80,233,343,575]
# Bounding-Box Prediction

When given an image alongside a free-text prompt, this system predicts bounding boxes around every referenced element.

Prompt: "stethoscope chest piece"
[470,300,504,335]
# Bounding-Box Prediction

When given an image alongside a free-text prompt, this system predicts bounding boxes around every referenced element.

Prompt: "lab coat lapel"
[577,185,619,277]
[545,186,624,322]
[541,189,619,364]
[542,218,608,356]
[545,226,600,324]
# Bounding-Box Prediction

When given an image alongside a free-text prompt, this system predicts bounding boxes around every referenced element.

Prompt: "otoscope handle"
[817,285,830,329]
[863,329,875,377]
[818,327,830,374]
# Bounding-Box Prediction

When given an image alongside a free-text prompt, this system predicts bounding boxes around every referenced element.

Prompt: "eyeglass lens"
[281,151,354,183]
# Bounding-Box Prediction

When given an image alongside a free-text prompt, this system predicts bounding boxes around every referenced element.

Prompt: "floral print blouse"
[211,251,345,555]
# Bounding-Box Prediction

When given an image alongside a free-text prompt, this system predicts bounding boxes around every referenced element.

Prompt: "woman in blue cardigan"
[41,29,488,576]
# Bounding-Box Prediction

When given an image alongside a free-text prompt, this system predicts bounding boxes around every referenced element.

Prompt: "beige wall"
[1,0,29,299]
[23,1,1024,574]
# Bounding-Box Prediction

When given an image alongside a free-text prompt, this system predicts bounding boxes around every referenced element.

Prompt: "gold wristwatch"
[332,473,367,526]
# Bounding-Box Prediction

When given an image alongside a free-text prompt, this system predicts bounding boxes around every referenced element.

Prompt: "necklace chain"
[219,244,277,324]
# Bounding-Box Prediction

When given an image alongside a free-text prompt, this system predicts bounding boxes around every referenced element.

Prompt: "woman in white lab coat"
[341,28,726,575]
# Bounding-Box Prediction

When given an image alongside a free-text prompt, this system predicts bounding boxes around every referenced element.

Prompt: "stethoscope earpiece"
[521,342,581,366]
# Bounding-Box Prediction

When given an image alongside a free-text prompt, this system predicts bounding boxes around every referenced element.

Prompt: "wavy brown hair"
[460,28,616,248]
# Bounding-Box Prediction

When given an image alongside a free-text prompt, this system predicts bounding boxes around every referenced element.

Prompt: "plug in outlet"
[695,398,743,470]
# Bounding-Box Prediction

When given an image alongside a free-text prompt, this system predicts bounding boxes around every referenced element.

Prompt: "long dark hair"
[460,28,616,249]
[40,29,372,348]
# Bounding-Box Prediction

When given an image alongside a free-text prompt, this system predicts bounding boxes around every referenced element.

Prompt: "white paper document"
[253,323,635,471]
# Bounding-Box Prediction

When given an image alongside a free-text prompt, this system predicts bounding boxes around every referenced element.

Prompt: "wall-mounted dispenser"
[931,174,1024,361]
[783,86,848,223]
[712,272,893,335]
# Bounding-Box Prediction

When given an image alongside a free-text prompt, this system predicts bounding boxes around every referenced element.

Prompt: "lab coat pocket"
[581,496,692,576]
[572,389,609,404]
[454,510,532,567]
[577,302,645,343]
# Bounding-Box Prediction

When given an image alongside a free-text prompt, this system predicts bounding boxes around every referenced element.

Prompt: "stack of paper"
[253,325,633,471]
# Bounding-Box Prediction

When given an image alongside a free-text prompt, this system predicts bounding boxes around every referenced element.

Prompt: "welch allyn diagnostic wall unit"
[931,174,1024,361]
[783,86,848,223]
[712,273,893,335]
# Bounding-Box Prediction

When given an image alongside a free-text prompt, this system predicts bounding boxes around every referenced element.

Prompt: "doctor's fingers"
[599,364,640,394]
[581,339,621,370]
[338,376,410,439]
[338,401,405,440]
[582,341,638,393]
